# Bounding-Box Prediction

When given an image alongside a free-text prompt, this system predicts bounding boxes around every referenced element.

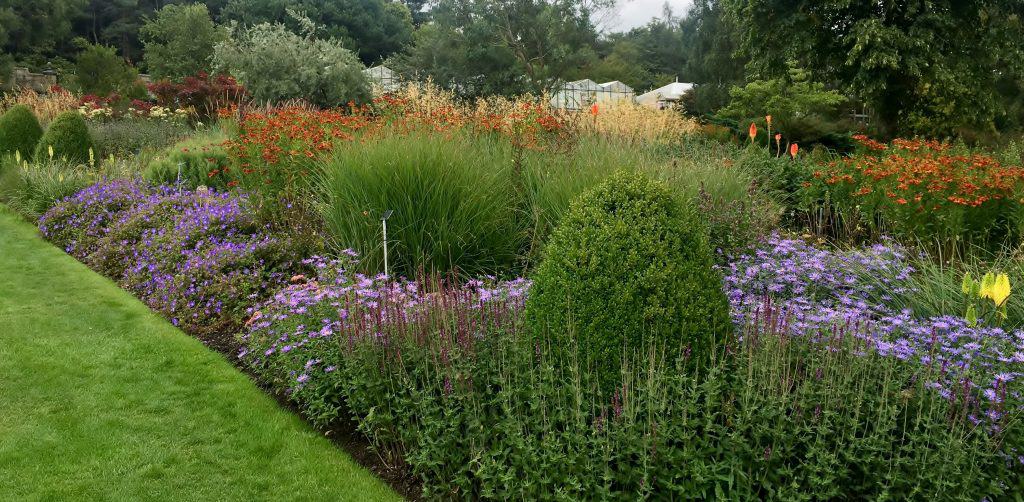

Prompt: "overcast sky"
[606,0,694,32]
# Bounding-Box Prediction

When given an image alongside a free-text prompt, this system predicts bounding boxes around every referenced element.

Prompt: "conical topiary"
[524,170,732,392]
[34,111,96,165]
[0,104,44,160]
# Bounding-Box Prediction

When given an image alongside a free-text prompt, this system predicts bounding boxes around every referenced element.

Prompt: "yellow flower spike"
[47,145,54,160]
[979,271,996,301]
[992,273,1011,307]
[14,150,21,163]
[961,272,973,295]
[88,147,95,167]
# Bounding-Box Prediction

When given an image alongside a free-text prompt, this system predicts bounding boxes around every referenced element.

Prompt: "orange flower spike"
[790,143,799,158]
[765,115,772,127]
[748,122,758,142]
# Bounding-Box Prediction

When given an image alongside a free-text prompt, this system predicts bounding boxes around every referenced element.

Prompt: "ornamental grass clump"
[0,87,78,125]
[0,105,43,160]
[524,170,731,391]
[1,160,96,219]
[315,130,523,278]
[33,111,96,165]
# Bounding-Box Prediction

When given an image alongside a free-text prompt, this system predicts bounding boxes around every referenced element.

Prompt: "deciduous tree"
[725,0,1024,136]
[141,3,227,80]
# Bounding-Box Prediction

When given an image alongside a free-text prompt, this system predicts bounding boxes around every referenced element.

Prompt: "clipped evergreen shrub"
[0,105,44,160]
[525,170,732,391]
[34,111,96,165]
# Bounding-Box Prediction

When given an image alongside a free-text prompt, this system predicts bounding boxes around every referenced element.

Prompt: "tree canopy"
[219,0,413,64]
[724,0,1024,136]
[1,0,1022,139]
[393,0,607,97]
[212,10,370,107]
[141,3,227,80]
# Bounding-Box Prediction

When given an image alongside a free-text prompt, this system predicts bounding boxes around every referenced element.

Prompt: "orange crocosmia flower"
[789,143,799,158]
[748,122,758,140]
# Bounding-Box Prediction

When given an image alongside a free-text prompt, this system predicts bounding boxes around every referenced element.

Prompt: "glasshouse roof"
[636,81,695,105]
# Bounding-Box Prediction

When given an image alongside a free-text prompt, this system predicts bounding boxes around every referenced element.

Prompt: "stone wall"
[7,67,57,92]
[5,68,152,93]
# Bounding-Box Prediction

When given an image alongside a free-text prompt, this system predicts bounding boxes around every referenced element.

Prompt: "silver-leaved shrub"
[213,10,370,108]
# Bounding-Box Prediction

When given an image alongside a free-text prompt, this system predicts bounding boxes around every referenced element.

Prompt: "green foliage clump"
[73,42,140,96]
[0,105,44,160]
[34,112,96,165]
[525,170,732,389]
[0,155,22,200]
[141,3,227,80]
[521,137,783,263]
[144,130,234,190]
[0,159,95,220]
[316,130,522,277]
[89,118,192,158]
[213,11,370,108]
[519,137,643,261]
[718,64,850,149]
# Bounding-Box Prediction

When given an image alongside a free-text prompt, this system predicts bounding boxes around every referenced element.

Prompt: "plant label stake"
[177,161,184,192]
[381,210,393,277]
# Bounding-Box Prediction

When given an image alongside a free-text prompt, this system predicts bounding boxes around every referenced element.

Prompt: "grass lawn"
[0,207,399,501]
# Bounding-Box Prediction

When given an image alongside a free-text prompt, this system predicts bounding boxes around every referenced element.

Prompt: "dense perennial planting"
[725,235,1024,428]
[40,179,158,257]
[239,255,530,398]
[238,237,1024,498]
[20,91,1024,497]
[806,136,1024,246]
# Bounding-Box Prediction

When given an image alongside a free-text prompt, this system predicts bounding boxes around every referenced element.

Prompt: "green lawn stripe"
[0,208,399,502]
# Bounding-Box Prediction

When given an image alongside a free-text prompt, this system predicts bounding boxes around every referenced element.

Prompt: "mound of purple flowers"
[40,179,165,258]
[724,235,1023,424]
[40,180,304,339]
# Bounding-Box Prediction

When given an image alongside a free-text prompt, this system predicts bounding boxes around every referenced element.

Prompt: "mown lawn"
[0,207,398,501]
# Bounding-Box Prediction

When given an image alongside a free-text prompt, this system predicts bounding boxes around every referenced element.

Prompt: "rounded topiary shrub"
[525,170,732,391]
[0,104,44,160]
[34,111,96,164]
